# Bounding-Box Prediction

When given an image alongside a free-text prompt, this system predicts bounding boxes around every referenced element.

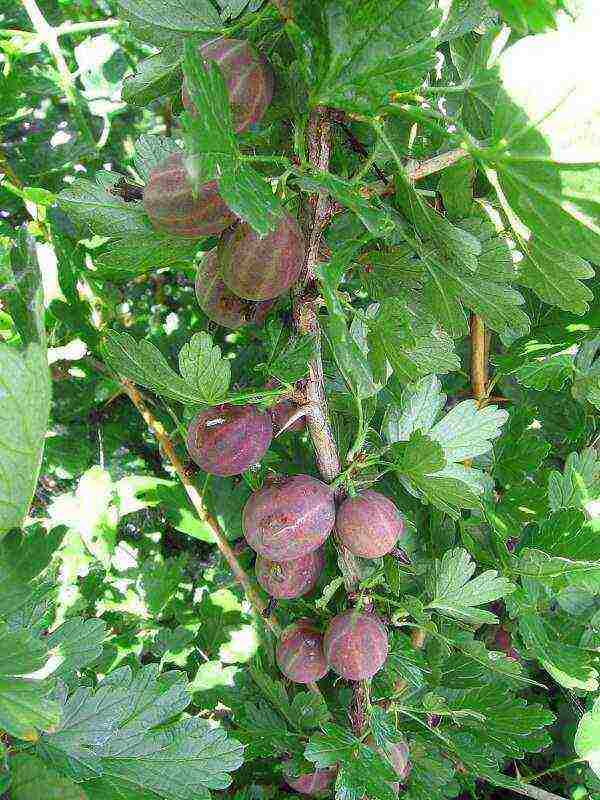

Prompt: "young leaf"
[384,376,507,516]
[427,547,515,624]
[102,330,212,405]
[178,333,231,405]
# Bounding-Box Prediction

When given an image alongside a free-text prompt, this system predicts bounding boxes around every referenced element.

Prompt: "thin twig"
[119,378,281,636]
[364,147,469,198]
[55,18,121,37]
[20,0,95,148]
[470,313,488,405]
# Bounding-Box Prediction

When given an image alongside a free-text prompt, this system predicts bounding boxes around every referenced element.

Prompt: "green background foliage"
[1,0,600,798]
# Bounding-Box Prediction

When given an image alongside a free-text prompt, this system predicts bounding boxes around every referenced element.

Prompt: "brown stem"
[294,106,366,730]
[364,147,469,198]
[293,107,361,590]
[470,313,488,405]
[119,378,280,636]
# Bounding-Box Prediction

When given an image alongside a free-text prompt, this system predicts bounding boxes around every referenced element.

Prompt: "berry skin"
[143,152,236,238]
[219,213,305,301]
[336,490,403,559]
[276,619,328,684]
[243,474,335,561]
[182,38,274,133]
[256,548,325,599]
[186,404,272,476]
[195,250,274,329]
[323,609,388,681]
[284,763,337,796]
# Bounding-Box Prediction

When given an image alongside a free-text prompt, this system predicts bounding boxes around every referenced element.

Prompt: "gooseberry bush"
[3,1,600,799]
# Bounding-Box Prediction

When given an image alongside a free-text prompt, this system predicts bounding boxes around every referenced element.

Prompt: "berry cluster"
[139,37,410,794]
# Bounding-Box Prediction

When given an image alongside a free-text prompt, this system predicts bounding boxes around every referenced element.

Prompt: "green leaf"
[46,619,107,679]
[117,0,220,32]
[440,685,554,758]
[384,376,507,517]
[480,15,600,266]
[548,448,600,511]
[101,330,209,404]
[518,613,599,691]
[10,754,88,800]
[299,0,440,114]
[0,526,64,618]
[520,509,600,561]
[575,697,600,779]
[37,664,243,795]
[181,42,283,234]
[493,406,551,485]
[489,0,562,33]
[437,158,475,218]
[392,430,446,480]
[94,231,200,281]
[1,230,46,348]
[427,548,515,624]
[395,179,530,340]
[517,239,594,315]
[57,177,149,238]
[290,692,331,731]
[178,333,231,405]
[237,702,297,759]
[305,724,397,800]
[0,234,50,536]
[218,163,284,238]
[429,399,509,463]
[450,28,503,140]
[438,0,498,43]
[514,354,573,391]
[296,172,394,237]
[366,298,457,386]
[0,625,59,741]
[318,252,379,398]
[122,44,183,107]
[267,334,315,384]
